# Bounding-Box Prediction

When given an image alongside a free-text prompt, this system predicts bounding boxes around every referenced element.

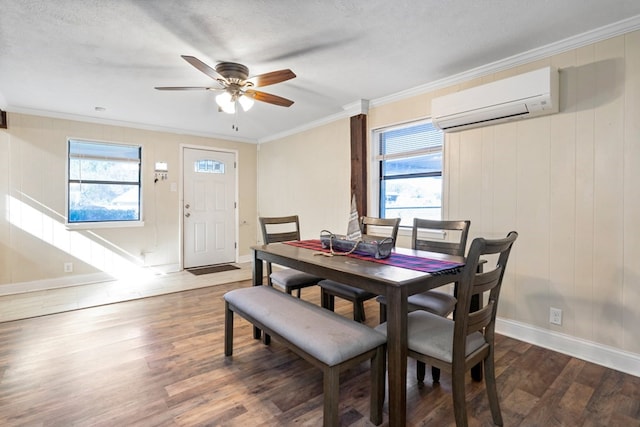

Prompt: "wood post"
[350,113,367,217]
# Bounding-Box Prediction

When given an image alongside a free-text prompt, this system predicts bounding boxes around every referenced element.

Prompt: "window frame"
[66,138,144,229]
[369,118,444,229]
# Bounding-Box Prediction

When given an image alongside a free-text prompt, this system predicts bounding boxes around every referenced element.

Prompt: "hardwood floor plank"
[1,278,639,426]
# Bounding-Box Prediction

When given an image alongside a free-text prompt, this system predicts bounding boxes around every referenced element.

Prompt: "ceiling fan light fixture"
[238,95,254,112]
[215,91,236,114]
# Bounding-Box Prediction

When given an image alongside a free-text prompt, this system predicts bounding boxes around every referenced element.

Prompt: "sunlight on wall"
[7,194,158,281]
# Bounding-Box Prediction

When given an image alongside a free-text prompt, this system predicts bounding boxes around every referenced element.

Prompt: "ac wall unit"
[431,66,559,132]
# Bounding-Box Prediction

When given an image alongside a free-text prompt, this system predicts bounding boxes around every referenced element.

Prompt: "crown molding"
[259,99,372,143]
[7,106,257,144]
[370,14,640,109]
[260,15,640,143]
[258,109,348,143]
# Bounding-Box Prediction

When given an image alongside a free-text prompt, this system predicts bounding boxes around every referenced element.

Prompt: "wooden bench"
[224,285,386,427]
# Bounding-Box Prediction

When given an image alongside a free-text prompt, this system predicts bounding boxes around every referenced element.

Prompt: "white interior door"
[183,148,236,268]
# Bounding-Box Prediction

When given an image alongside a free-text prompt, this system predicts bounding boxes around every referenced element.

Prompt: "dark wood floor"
[1,280,639,427]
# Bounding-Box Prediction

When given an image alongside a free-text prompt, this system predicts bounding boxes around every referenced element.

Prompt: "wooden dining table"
[251,241,466,426]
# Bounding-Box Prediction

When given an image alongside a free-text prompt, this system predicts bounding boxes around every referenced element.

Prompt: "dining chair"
[319,216,400,322]
[376,218,470,382]
[375,231,518,427]
[377,218,471,322]
[259,215,322,298]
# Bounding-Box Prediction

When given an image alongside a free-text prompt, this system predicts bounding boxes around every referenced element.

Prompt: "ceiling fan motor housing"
[215,62,250,84]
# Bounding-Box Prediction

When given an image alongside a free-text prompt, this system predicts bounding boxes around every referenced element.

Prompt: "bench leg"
[370,346,385,425]
[224,302,234,356]
[323,366,340,427]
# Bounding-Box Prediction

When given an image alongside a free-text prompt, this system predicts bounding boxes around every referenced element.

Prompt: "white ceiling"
[1,1,640,143]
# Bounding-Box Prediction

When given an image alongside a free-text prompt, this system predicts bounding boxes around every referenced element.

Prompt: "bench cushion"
[225,286,386,366]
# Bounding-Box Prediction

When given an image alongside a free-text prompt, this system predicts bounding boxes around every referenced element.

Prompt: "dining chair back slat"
[319,216,400,322]
[259,215,322,298]
[411,218,470,256]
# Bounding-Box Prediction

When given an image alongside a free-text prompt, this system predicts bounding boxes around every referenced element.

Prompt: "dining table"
[251,240,467,427]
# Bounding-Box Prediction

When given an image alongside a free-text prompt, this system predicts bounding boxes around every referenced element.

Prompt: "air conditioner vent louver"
[432,67,559,132]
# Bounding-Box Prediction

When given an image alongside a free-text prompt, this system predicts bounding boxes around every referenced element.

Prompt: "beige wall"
[0,113,257,288]
[257,119,351,242]
[257,30,640,359]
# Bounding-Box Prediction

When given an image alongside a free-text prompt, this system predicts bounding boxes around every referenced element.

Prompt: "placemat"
[284,240,464,275]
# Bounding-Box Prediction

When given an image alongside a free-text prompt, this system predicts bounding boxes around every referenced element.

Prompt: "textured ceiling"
[1,1,640,142]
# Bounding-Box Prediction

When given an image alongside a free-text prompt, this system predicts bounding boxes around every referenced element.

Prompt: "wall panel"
[622,30,640,354]
[258,31,640,360]
[591,37,625,347]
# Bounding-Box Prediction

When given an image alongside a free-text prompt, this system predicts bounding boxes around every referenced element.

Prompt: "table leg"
[252,250,263,340]
[386,286,408,427]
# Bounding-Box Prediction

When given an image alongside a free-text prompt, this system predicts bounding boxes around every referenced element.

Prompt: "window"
[195,159,225,174]
[373,120,443,227]
[67,139,142,225]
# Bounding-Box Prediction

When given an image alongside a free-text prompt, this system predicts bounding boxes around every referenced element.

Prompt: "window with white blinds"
[373,120,443,226]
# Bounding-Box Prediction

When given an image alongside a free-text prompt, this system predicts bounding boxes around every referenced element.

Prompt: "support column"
[350,111,367,217]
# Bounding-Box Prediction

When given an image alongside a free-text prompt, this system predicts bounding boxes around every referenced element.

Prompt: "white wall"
[257,30,640,373]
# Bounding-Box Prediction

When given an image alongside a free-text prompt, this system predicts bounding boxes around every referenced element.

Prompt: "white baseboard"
[0,272,114,296]
[496,318,640,378]
[0,263,182,296]
[237,254,253,264]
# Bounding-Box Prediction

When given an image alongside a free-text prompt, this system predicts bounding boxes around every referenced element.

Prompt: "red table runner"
[284,239,464,275]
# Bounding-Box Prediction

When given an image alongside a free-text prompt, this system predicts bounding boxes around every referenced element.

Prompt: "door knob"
[185,204,190,209]
[185,212,191,218]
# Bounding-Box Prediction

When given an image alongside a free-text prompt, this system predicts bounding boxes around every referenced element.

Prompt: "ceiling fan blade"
[181,55,228,84]
[154,86,213,90]
[245,89,294,107]
[247,69,296,88]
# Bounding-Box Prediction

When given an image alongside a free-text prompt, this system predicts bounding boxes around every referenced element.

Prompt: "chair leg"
[379,303,387,323]
[417,360,426,382]
[431,366,441,383]
[452,368,469,427]
[484,355,503,425]
[354,301,366,322]
[322,293,335,312]
[416,362,440,384]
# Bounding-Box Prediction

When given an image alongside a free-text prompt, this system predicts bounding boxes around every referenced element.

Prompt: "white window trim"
[368,118,444,228]
[65,137,143,228]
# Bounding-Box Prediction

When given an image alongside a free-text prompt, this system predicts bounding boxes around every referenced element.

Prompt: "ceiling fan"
[155,55,296,114]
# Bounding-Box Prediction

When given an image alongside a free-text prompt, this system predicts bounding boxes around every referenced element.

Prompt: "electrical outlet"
[64,262,73,273]
[549,307,562,325]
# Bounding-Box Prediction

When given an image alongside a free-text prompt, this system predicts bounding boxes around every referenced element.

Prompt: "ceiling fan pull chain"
[232,107,239,131]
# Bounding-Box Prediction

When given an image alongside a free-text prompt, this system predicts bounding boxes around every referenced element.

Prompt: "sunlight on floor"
[0,263,252,323]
